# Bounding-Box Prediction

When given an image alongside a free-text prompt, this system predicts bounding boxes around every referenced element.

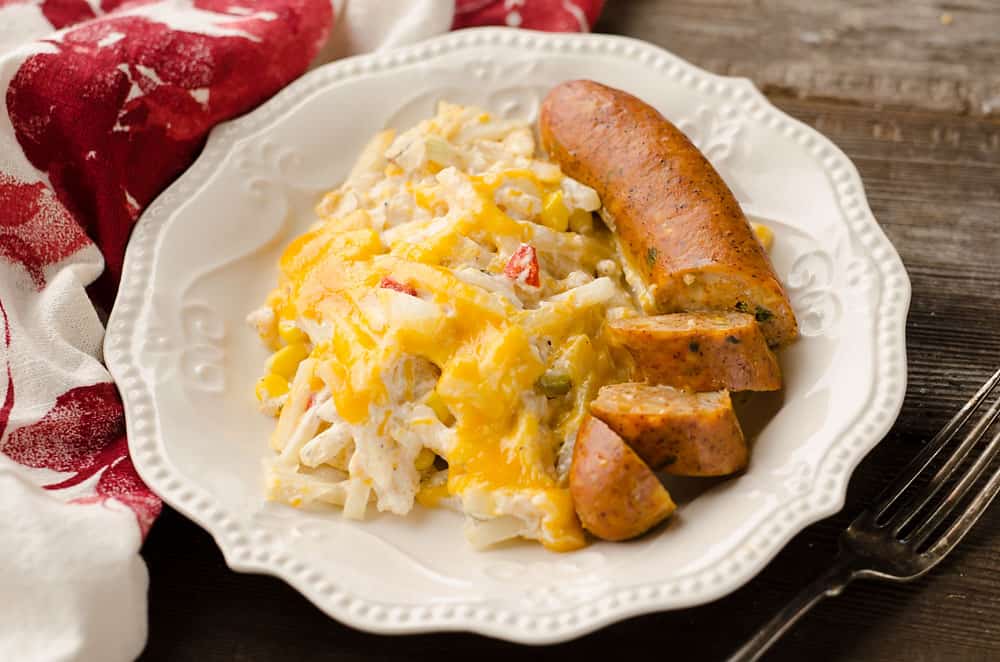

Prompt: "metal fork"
[729,367,1000,662]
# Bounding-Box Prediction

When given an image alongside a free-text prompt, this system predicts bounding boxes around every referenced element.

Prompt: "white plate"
[105,28,910,643]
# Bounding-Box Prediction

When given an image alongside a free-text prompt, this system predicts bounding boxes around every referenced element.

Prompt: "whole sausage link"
[539,80,798,347]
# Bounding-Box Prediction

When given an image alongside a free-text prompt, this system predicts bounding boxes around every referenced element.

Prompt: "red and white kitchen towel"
[0,1,603,659]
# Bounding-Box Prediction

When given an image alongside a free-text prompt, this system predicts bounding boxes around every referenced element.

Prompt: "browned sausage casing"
[608,312,781,392]
[590,383,748,477]
[539,80,798,347]
[569,415,676,541]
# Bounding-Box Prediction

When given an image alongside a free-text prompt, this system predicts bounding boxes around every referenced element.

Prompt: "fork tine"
[906,427,1000,548]
[874,367,1000,521]
[888,392,1000,533]
[923,448,1000,563]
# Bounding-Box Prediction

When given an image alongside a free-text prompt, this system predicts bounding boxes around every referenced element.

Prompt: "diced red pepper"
[379,276,418,297]
[503,243,540,287]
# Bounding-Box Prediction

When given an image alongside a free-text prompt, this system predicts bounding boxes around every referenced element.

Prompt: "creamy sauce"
[249,102,639,551]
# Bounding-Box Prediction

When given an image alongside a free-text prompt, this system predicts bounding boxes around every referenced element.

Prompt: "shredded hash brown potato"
[249,102,642,551]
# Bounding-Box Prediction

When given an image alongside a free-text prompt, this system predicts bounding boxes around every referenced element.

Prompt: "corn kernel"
[426,391,455,426]
[267,343,309,379]
[415,484,443,508]
[540,190,570,232]
[415,448,436,471]
[384,163,404,177]
[752,222,774,251]
[568,209,594,234]
[278,319,307,345]
[413,187,436,210]
[255,373,289,401]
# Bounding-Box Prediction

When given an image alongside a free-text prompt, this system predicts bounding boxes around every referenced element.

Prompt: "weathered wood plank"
[596,0,1000,118]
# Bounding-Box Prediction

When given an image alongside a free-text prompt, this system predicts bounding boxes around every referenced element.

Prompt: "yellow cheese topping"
[252,102,636,551]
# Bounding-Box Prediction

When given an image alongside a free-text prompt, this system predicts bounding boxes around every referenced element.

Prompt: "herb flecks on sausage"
[539,80,799,347]
[608,312,781,392]
[590,383,748,477]
[569,415,676,541]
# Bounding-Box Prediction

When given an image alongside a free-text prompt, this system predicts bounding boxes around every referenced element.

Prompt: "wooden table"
[140,3,1000,660]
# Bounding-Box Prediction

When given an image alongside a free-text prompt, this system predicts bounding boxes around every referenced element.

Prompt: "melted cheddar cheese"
[249,102,639,551]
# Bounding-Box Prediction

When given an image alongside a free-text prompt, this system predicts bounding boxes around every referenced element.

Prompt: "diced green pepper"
[537,372,572,397]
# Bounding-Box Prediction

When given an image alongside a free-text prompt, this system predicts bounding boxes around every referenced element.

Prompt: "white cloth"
[0,469,148,662]
[320,0,454,62]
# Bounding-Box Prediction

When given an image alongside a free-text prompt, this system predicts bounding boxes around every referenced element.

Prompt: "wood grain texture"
[139,3,1000,661]
[597,0,1000,119]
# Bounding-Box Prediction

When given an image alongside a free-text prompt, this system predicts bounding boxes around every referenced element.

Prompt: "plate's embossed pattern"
[676,104,744,166]
[785,234,880,338]
[235,138,307,202]
[105,29,910,644]
[786,249,842,337]
[142,298,226,393]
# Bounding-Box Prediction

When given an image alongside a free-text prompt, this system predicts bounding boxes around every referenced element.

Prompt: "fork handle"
[727,554,859,662]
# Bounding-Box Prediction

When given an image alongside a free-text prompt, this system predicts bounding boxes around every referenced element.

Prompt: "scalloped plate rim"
[105,27,911,644]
